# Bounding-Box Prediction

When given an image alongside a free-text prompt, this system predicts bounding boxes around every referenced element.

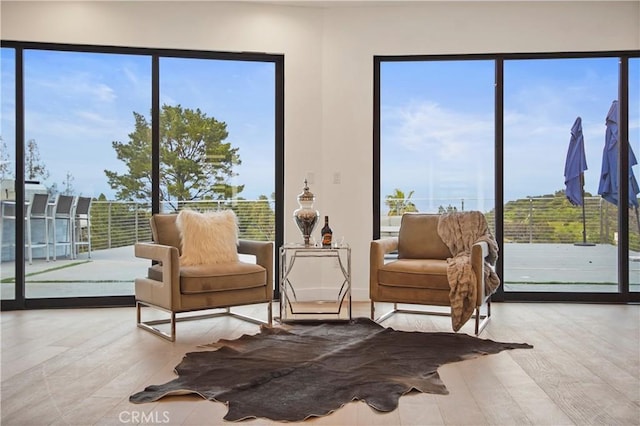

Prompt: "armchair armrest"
[238,239,274,294]
[370,237,399,299]
[134,242,180,310]
[135,241,179,264]
[471,241,489,306]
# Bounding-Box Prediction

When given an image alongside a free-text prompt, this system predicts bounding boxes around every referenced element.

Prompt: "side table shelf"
[278,244,352,322]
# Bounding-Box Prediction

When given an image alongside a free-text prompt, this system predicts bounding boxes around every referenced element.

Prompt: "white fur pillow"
[176,209,239,266]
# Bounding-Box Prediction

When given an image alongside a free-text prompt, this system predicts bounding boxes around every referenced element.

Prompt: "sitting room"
[1,1,639,425]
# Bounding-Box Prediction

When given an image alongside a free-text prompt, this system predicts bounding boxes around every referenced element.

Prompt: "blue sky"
[0,48,275,200]
[1,49,638,213]
[381,57,640,213]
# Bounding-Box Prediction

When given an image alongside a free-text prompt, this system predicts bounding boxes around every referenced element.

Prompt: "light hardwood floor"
[1,302,639,426]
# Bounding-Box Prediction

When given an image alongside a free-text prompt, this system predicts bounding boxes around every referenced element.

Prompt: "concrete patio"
[1,243,639,300]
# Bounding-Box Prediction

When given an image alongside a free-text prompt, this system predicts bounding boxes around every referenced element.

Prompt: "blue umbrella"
[597,100,640,208]
[564,117,594,245]
[564,116,588,206]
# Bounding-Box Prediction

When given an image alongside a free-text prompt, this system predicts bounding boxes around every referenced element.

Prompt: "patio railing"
[85,195,640,252]
[88,199,276,252]
[382,195,640,251]
[4,194,638,261]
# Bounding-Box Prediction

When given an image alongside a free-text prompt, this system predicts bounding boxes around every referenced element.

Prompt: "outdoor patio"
[1,242,639,300]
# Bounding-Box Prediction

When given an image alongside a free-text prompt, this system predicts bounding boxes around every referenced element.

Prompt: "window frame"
[374,50,640,303]
[0,40,284,310]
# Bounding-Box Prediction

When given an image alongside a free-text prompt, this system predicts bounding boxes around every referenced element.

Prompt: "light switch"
[306,171,315,184]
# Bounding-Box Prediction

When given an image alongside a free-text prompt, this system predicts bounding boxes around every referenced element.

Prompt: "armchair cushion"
[148,262,266,294]
[398,214,452,260]
[150,214,182,253]
[176,209,239,266]
[378,259,449,290]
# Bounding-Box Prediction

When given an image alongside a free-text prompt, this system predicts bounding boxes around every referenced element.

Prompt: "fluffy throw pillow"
[176,209,239,266]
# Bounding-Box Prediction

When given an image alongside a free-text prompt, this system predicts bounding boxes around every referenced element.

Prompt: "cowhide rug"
[130,318,532,422]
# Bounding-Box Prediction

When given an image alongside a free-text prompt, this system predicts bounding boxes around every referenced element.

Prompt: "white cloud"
[91,83,117,103]
[382,74,625,205]
[37,74,117,104]
[385,100,493,159]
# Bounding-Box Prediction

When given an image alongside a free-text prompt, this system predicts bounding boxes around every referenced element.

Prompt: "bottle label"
[322,233,332,246]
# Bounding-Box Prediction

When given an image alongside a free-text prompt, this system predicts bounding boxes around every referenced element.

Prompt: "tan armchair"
[370,213,492,335]
[135,213,273,341]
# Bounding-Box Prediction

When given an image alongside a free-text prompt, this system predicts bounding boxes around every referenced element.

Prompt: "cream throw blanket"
[437,211,500,331]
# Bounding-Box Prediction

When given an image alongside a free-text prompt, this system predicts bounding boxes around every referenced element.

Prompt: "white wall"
[2,1,639,300]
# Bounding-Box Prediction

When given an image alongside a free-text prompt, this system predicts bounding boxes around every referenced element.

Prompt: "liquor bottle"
[321,216,333,248]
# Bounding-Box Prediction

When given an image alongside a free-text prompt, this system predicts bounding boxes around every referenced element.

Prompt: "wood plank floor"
[1,302,639,425]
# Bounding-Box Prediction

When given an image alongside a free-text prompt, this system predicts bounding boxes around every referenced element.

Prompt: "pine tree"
[105,104,244,204]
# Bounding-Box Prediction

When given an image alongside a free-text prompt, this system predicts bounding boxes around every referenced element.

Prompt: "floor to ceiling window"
[375,51,639,302]
[21,49,152,299]
[503,57,628,293]
[378,59,495,236]
[1,47,16,300]
[629,57,640,292]
[157,57,275,241]
[0,41,283,309]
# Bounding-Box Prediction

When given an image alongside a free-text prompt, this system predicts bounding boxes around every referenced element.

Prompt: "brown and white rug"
[130,318,532,422]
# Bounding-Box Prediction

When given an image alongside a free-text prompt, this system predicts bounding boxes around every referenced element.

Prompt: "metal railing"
[6,194,636,256]
[88,199,276,252]
[94,195,640,251]
[382,195,640,251]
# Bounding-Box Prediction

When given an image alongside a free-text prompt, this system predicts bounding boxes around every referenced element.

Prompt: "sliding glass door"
[21,49,151,298]
[157,57,275,241]
[375,51,639,302]
[378,59,495,237]
[0,41,283,308]
[1,47,16,300]
[503,57,621,293]
[629,57,640,293]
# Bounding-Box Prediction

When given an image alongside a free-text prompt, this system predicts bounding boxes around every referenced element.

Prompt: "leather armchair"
[135,213,273,341]
[370,213,491,335]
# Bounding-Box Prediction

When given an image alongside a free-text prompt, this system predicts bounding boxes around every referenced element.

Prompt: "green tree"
[62,171,75,195]
[105,104,244,203]
[25,138,49,182]
[0,136,13,180]
[385,188,418,215]
[235,195,275,241]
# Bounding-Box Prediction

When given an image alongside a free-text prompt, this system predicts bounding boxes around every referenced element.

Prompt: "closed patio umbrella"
[564,117,592,245]
[598,100,640,207]
[597,100,640,233]
[564,116,587,206]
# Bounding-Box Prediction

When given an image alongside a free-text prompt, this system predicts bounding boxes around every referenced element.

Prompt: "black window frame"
[0,40,284,310]
[374,50,640,303]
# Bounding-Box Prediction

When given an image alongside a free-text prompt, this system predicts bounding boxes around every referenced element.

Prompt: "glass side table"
[278,243,351,322]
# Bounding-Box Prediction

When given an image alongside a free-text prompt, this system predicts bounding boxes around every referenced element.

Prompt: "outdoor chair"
[48,194,76,260]
[26,193,50,264]
[370,212,494,335]
[72,196,92,259]
[134,211,273,341]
